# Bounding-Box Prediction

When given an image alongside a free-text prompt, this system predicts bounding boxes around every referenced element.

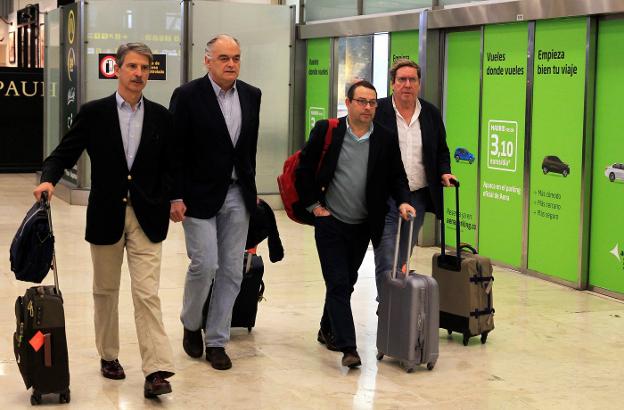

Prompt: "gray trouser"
[180,185,250,347]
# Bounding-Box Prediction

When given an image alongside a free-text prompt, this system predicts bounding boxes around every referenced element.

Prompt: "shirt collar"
[391,95,421,120]
[115,91,143,111]
[346,117,374,143]
[208,74,237,96]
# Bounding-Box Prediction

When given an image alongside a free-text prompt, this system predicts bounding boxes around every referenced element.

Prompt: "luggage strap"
[469,276,494,284]
[470,307,495,318]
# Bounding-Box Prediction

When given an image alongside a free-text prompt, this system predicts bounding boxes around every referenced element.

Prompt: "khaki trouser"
[90,205,174,377]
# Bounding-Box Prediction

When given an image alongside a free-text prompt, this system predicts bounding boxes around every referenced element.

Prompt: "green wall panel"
[305,38,331,138]
[589,19,624,294]
[528,17,587,282]
[478,22,528,267]
[389,30,419,64]
[443,30,481,247]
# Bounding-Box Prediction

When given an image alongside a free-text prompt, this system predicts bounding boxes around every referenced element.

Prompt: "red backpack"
[277,118,338,225]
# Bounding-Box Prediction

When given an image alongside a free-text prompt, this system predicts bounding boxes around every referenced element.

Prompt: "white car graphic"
[605,163,624,182]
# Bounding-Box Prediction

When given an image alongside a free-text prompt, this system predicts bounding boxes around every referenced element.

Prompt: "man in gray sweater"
[296,80,415,369]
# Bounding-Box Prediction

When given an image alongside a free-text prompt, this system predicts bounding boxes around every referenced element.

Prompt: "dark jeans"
[314,215,370,351]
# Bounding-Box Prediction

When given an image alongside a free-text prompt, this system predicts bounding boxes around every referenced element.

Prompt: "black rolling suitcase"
[13,194,70,405]
[203,250,265,332]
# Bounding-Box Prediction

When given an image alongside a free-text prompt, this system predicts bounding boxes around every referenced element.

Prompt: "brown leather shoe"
[144,372,172,398]
[317,328,339,352]
[183,328,204,358]
[341,349,361,368]
[100,359,125,380]
[205,347,232,370]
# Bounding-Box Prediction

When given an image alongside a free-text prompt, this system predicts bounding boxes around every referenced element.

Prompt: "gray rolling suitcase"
[376,216,439,372]
[432,179,495,346]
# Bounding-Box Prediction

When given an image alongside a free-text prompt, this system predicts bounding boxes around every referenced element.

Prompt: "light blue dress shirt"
[209,75,242,181]
[115,92,144,170]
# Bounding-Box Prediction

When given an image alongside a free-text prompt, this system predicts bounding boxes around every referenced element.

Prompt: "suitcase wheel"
[247,327,252,333]
[405,366,414,374]
[59,389,71,404]
[447,329,452,336]
[462,334,470,346]
[426,362,435,371]
[480,332,489,344]
[30,392,42,405]
[376,352,384,361]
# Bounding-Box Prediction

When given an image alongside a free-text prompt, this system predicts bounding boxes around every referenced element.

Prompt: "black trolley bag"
[432,179,495,346]
[203,250,265,333]
[376,215,440,372]
[13,193,70,405]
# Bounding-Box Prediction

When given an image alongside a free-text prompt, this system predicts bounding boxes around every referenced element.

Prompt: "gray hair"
[116,42,153,66]
[204,34,240,59]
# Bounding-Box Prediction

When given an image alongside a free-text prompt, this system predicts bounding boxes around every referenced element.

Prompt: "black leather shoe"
[144,372,172,398]
[205,347,232,370]
[341,349,361,368]
[317,328,339,352]
[100,359,126,380]
[183,328,204,358]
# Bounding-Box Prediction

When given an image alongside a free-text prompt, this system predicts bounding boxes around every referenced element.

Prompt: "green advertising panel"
[589,19,624,294]
[305,38,331,138]
[478,23,528,267]
[443,30,481,246]
[528,18,587,282]
[389,30,419,64]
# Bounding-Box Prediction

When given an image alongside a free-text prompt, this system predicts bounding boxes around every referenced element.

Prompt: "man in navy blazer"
[169,34,261,370]
[373,59,456,300]
[34,43,175,398]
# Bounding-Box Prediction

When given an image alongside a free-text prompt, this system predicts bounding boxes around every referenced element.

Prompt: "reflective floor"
[1,173,623,409]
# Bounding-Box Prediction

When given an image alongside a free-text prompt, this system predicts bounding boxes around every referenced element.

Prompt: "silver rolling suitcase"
[376,216,439,372]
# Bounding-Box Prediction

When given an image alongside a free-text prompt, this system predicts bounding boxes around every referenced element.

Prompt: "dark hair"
[346,80,376,100]
[116,42,153,66]
[389,59,421,83]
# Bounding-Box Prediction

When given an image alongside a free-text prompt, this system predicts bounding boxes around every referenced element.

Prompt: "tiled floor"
[1,173,623,409]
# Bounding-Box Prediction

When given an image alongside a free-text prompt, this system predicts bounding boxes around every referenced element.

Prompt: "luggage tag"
[485,280,493,295]
[29,330,45,352]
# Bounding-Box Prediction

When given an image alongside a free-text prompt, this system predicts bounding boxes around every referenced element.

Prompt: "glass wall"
[305,0,358,22]
[44,9,61,157]
[336,35,373,117]
[364,0,431,14]
[84,0,182,107]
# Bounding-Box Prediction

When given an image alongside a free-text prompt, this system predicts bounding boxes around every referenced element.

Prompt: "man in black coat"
[373,59,456,299]
[34,43,175,398]
[168,34,261,371]
[296,80,415,369]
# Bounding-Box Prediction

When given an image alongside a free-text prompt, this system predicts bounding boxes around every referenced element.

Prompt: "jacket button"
[321,187,326,192]
[122,198,128,203]
[127,175,132,181]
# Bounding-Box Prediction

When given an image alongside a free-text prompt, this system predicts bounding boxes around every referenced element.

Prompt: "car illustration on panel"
[605,163,624,182]
[454,147,475,164]
[542,155,570,177]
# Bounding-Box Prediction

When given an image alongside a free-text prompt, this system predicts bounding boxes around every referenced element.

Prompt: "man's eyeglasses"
[395,77,419,84]
[351,98,378,108]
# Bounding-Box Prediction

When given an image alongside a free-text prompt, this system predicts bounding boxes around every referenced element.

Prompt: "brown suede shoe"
[341,349,362,368]
[100,359,125,380]
[144,372,172,398]
[205,347,232,370]
[183,328,204,358]
[317,328,340,351]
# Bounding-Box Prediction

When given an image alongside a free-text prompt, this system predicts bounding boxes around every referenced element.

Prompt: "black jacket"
[40,94,173,244]
[295,117,410,247]
[169,75,262,218]
[374,96,451,218]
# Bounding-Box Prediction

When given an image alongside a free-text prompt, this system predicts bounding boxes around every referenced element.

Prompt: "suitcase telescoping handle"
[391,214,415,279]
[438,178,463,272]
[41,192,60,293]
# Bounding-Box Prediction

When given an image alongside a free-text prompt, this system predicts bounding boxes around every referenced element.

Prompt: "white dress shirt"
[392,97,427,191]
